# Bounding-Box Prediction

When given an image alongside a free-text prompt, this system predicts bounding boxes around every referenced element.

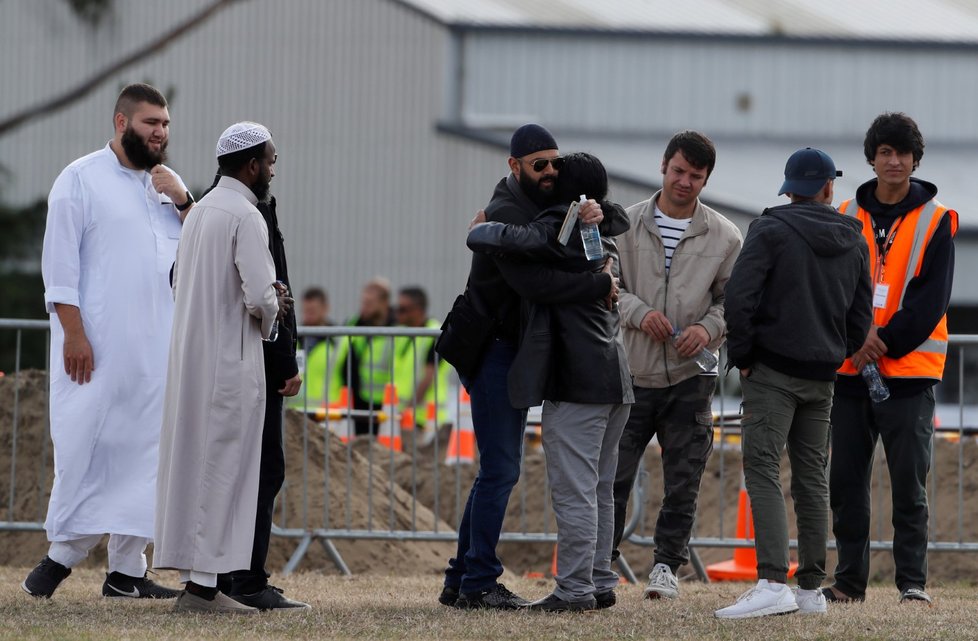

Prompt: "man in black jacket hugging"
[467,152,633,612]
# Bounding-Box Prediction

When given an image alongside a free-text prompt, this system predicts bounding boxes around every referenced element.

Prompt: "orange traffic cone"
[705,474,797,581]
[445,388,475,465]
[377,383,402,452]
[550,544,559,578]
[400,406,416,432]
[321,386,355,443]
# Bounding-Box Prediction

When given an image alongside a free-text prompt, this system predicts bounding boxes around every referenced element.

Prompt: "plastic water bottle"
[672,328,718,372]
[861,362,890,403]
[266,319,279,343]
[579,194,603,261]
[264,280,287,343]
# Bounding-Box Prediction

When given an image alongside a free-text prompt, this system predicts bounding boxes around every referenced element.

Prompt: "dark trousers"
[829,387,935,597]
[217,380,286,595]
[741,363,833,589]
[444,339,527,594]
[611,375,715,571]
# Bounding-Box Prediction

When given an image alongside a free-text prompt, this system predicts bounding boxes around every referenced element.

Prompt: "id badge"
[873,283,889,309]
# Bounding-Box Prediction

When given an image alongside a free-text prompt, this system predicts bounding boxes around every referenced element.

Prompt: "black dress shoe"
[229,585,310,611]
[102,571,180,599]
[439,585,459,607]
[527,592,597,612]
[595,589,616,609]
[821,586,864,603]
[455,583,530,610]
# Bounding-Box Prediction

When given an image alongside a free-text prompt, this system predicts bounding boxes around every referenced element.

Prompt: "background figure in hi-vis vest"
[825,113,957,607]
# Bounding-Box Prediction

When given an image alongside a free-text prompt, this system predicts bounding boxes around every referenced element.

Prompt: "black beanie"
[509,124,558,158]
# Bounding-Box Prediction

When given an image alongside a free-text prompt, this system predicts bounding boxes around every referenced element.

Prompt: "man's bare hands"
[274,281,293,321]
[851,325,888,371]
[279,373,302,397]
[579,199,604,226]
[674,324,710,357]
[602,257,619,310]
[150,165,187,204]
[469,209,487,230]
[640,310,673,342]
[63,332,94,385]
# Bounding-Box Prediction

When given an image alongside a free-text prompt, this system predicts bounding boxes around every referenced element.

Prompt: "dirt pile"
[2,370,977,585]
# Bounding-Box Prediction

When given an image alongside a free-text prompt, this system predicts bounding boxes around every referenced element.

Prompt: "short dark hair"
[863,112,925,169]
[218,142,268,175]
[663,130,716,178]
[303,287,328,305]
[555,152,608,204]
[398,286,428,312]
[114,83,167,118]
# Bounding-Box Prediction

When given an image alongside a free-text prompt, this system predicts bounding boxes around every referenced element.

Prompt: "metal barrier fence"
[1,318,977,582]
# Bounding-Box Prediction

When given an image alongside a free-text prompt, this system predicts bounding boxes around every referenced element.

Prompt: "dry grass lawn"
[1,567,976,641]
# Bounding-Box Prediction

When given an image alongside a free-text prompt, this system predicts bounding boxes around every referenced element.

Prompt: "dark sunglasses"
[525,157,564,172]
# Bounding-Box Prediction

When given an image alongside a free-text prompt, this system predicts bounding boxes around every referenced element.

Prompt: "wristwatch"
[175,191,194,212]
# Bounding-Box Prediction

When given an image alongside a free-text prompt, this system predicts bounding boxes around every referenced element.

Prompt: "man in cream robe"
[155,122,281,614]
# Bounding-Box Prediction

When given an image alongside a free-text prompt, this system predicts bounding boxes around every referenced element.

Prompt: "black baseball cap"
[778,147,843,197]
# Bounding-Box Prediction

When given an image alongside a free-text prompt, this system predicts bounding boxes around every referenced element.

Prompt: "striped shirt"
[654,205,693,273]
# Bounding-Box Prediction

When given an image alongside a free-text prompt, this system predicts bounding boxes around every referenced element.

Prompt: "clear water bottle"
[266,319,279,343]
[672,328,718,372]
[264,280,287,343]
[861,362,890,403]
[578,194,603,261]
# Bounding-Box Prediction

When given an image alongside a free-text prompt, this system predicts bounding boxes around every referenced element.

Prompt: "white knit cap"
[216,121,272,158]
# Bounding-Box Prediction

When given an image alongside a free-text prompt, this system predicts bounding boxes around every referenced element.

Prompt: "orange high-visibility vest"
[838,197,958,380]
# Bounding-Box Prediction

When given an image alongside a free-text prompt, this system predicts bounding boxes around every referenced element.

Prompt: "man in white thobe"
[154,122,282,614]
[25,83,191,600]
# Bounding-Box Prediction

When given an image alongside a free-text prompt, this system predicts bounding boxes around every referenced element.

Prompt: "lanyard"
[871,216,904,283]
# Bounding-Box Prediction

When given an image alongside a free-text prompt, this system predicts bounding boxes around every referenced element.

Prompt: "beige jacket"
[617,191,743,388]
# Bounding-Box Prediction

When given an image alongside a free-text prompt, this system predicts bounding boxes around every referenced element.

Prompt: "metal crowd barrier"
[1,318,977,582]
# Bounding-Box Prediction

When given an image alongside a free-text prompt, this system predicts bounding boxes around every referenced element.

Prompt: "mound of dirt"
[2,369,977,585]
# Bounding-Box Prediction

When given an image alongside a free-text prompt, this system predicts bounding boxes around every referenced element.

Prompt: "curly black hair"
[864,112,925,169]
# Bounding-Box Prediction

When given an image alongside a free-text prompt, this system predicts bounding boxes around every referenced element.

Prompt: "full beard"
[121,126,167,170]
[251,174,272,202]
[518,171,557,208]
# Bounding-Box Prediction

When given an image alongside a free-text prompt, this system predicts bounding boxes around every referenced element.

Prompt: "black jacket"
[203,175,298,389]
[835,178,955,397]
[724,201,872,381]
[461,175,614,346]
[467,204,633,407]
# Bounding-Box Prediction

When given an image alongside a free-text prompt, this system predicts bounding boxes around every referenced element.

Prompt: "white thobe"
[41,143,186,541]
[154,176,279,575]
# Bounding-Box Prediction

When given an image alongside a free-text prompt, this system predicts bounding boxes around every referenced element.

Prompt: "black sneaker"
[230,585,311,611]
[899,587,933,604]
[102,571,180,599]
[526,592,597,612]
[455,583,530,610]
[439,585,459,607]
[595,589,616,609]
[22,556,71,598]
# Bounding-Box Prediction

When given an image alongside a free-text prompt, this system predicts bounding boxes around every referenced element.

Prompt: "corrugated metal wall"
[0,0,505,320]
[0,0,680,320]
[460,32,978,144]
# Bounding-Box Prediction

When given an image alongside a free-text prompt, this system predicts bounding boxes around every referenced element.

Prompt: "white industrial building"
[2,0,977,330]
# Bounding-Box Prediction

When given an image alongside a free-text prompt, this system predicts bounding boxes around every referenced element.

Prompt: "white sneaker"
[793,587,827,614]
[644,563,679,600]
[714,579,799,619]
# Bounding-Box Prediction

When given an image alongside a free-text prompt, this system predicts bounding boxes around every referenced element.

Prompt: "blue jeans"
[444,339,527,594]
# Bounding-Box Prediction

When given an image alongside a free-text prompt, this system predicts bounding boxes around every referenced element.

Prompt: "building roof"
[398,0,978,42]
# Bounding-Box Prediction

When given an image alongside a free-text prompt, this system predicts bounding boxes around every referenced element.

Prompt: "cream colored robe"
[154,176,279,574]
